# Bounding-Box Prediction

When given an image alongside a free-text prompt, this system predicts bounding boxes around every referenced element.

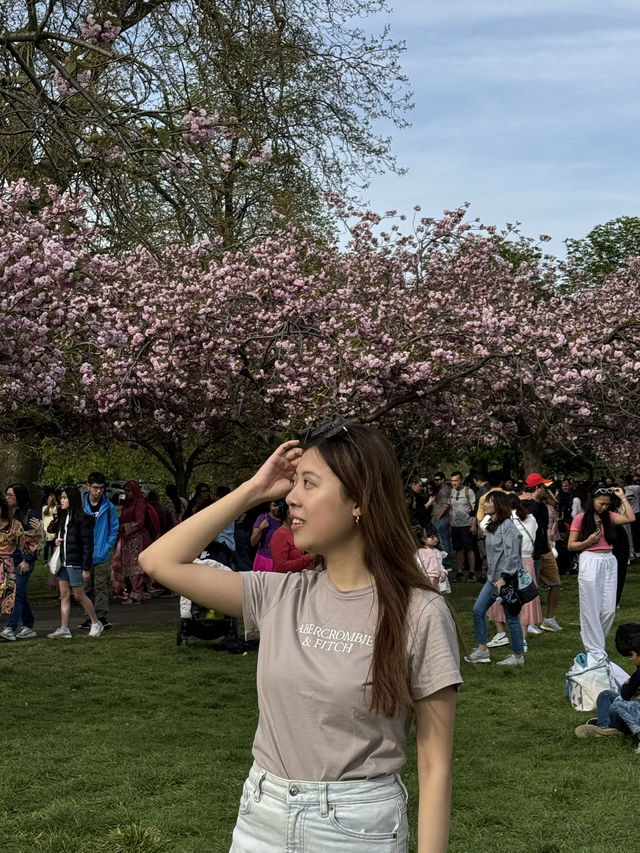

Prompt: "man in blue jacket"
[80,472,119,630]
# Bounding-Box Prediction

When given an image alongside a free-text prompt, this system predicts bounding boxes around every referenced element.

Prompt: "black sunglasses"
[305,419,351,443]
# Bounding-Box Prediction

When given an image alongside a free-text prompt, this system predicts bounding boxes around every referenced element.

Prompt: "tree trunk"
[518,434,546,476]
[0,438,43,509]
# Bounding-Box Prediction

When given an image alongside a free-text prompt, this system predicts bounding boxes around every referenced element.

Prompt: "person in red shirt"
[269,500,312,573]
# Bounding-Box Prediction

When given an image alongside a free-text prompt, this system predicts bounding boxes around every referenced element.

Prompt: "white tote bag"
[565,652,618,711]
[48,546,62,575]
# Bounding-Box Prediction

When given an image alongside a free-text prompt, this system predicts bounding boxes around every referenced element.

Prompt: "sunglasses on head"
[305,420,350,443]
[593,487,614,496]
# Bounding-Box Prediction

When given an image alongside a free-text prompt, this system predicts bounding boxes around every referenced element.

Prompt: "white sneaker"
[47,626,72,639]
[464,647,491,663]
[88,621,104,638]
[497,654,525,666]
[15,627,37,639]
[540,617,562,632]
[0,626,16,642]
[487,632,509,648]
[528,624,543,635]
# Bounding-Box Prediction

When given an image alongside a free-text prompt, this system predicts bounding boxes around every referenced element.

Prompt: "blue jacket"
[83,493,119,564]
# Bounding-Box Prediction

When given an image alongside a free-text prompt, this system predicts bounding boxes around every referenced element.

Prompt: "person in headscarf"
[111,481,153,603]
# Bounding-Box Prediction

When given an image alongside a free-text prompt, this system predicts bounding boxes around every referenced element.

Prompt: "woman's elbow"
[138,547,154,576]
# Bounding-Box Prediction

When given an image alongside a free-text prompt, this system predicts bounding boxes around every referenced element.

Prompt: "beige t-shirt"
[241,569,462,781]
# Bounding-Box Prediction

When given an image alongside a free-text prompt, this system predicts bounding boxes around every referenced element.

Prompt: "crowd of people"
[1,432,639,850]
[1,467,638,653]
[407,469,638,665]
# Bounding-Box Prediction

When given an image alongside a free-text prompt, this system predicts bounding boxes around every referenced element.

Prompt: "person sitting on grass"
[575,623,640,753]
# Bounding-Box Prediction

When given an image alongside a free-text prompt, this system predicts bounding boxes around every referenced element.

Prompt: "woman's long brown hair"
[308,424,442,717]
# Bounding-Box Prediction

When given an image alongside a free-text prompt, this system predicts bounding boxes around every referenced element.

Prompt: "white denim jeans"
[229,761,409,852]
[578,551,617,660]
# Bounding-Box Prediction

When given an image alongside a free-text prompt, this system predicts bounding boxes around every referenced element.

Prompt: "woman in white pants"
[568,487,634,660]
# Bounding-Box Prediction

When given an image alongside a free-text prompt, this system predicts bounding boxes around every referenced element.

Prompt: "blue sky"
[364,1,640,254]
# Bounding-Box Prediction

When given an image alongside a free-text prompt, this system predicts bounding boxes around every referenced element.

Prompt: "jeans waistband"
[247,762,408,807]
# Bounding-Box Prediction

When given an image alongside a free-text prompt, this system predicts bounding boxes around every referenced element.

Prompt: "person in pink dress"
[251,501,282,571]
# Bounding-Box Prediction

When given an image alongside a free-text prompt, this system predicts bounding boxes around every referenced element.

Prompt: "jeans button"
[289,785,299,796]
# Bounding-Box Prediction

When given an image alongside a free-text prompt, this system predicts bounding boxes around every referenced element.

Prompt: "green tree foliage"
[565,216,640,285]
[0,0,411,248]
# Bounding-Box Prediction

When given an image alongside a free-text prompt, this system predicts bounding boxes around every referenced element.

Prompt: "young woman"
[47,486,103,639]
[111,481,153,603]
[486,495,542,652]
[250,500,282,571]
[467,490,526,665]
[0,494,23,636]
[1,484,42,641]
[139,424,461,852]
[182,482,213,519]
[568,486,635,661]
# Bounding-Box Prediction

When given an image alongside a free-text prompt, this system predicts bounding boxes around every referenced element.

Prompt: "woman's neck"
[324,541,371,591]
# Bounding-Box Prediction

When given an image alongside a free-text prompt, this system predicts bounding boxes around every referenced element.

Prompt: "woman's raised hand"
[250,440,303,501]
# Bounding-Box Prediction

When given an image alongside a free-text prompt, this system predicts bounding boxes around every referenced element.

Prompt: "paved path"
[20,593,180,636]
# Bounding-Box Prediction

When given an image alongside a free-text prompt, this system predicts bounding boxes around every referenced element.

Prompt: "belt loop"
[320,782,328,817]
[254,769,266,802]
[395,774,409,804]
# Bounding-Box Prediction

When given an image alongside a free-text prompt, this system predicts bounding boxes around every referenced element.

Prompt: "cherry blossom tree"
[3,181,640,491]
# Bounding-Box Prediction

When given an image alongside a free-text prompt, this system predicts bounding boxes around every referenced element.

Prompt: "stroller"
[176,558,237,647]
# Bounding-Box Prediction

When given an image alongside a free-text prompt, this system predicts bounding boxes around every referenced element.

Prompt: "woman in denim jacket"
[466,490,526,666]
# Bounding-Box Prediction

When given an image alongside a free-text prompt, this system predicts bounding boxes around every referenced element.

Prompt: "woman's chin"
[292,528,310,551]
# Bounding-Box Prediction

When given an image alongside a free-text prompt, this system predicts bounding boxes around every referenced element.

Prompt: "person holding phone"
[568,487,635,660]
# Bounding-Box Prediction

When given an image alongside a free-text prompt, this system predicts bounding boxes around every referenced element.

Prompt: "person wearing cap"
[520,474,563,634]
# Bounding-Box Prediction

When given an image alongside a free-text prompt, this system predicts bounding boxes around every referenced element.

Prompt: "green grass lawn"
[2,566,639,852]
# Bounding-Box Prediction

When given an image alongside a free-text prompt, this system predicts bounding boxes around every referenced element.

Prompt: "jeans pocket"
[238,777,257,815]
[328,794,405,842]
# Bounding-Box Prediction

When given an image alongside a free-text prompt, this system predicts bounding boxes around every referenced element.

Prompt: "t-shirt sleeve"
[408,593,463,701]
[241,570,291,640]
[570,513,584,532]
[253,513,266,530]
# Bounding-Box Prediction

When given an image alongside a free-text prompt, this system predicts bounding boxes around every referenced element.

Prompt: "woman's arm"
[415,686,457,853]
[612,489,635,525]
[568,528,601,551]
[138,441,302,616]
[250,516,267,548]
